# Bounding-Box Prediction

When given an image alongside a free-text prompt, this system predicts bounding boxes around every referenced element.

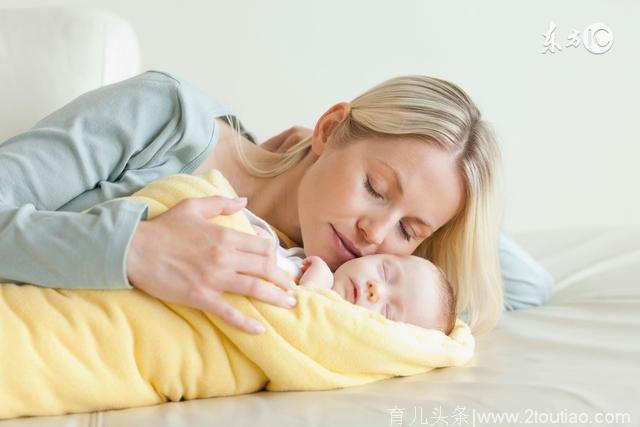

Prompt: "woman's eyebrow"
[376,159,433,231]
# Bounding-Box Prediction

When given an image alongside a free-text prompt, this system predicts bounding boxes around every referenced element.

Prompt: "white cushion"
[0,6,141,143]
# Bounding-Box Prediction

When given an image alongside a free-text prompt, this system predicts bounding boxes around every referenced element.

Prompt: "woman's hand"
[126,196,297,335]
[261,126,313,153]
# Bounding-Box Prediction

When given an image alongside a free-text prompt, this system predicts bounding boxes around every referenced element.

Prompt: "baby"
[244,207,457,335]
[297,254,457,335]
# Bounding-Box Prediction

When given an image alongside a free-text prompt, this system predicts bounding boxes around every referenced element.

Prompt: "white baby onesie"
[241,207,306,281]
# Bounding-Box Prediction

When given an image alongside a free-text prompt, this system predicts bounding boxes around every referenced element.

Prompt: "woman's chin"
[302,226,348,273]
[306,243,340,272]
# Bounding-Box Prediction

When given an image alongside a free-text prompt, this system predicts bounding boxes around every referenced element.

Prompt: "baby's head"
[332,254,456,335]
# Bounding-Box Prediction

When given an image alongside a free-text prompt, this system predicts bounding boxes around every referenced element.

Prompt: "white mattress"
[2,227,639,427]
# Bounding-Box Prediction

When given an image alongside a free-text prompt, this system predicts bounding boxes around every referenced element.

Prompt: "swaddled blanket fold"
[0,170,475,419]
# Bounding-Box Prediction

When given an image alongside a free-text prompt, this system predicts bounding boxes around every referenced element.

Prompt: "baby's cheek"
[330,274,345,291]
[329,276,347,300]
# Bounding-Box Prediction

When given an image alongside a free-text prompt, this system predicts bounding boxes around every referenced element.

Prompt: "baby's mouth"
[349,278,360,304]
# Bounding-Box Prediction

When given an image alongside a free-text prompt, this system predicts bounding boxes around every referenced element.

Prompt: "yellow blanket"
[0,170,474,419]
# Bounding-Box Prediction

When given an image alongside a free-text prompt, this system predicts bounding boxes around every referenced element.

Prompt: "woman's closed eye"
[364,176,383,200]
[363,177,412,242]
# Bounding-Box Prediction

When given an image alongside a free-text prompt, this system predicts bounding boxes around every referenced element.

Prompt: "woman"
[0,70,553,336]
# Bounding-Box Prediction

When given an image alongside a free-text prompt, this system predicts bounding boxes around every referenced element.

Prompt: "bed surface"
[1,226,638,427]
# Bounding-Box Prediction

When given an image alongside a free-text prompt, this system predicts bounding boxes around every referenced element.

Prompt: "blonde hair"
[224,75,505,336]
[432,264,457,336]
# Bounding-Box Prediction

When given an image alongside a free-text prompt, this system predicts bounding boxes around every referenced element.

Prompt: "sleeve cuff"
[105,201,149,290]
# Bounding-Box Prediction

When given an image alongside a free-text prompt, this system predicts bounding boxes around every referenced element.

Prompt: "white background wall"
[1,0,638,233]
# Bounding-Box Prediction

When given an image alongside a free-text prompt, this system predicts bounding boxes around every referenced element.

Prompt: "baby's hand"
[300,256,319,273]
[299,256,333,290]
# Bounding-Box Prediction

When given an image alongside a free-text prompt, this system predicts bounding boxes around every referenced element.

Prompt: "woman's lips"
[331,225,357,263]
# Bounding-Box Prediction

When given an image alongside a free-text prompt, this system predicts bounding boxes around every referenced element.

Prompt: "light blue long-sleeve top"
[0,70,553,310]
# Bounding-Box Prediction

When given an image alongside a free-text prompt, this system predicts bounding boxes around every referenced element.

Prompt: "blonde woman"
[0,70,553,336]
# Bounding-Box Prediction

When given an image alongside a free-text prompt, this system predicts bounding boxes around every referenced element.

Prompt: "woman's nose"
[358,217,395,246]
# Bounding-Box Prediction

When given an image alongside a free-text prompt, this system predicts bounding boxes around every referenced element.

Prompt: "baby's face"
[331,254,444,330]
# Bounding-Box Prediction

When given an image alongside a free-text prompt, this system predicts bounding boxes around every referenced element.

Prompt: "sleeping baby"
[244,207,457,335]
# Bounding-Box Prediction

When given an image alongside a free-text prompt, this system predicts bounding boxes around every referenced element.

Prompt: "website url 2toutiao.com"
[469,408,632,425]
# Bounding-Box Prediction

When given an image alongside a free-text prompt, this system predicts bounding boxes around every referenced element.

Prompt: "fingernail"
[251,323,265,334]
[286,296,297,307]
[233,197,247,203]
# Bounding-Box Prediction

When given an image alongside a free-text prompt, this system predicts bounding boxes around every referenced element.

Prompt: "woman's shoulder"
[86,70,232,119]
[117,70,194,91]
[130,70,199,97]
[83,70,182,102]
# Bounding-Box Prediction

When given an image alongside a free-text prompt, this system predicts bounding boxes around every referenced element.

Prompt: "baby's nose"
[366,280,381,303]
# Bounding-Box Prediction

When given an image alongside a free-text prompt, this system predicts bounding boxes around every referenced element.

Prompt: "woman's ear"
[310,102,351,156]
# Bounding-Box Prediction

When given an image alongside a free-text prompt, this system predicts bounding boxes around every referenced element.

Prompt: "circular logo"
[583,23,614,54]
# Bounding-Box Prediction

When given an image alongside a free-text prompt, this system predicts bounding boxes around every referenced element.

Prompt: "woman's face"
[297,102,465,272]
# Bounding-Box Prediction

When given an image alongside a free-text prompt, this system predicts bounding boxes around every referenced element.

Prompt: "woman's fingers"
[221,273,297,309]
[214,226,295,292]
[183,194,247,219]
[216,224,275,257]
[260,128,291,152]
[126,193,299,336]
[282,126,312,150]
[261,126,312,152]
[233,249,294,292]
[190,287,266,335]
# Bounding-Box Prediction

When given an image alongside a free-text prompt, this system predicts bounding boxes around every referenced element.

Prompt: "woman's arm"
[0,73,181,289]
[0,70,298,334]
[499,230,554,310]
[0,70,236,290]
